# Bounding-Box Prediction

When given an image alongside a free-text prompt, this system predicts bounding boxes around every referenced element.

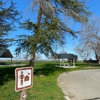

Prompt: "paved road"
[57,69,100,100]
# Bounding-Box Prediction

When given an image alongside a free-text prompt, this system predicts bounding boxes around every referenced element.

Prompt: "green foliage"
[0,0,20,45]
[16,18,77,59]
[20,19,36,32]
[15,0,91,65]
[56,0,90,22]
[15,35,30,57]
[16,18,63,58]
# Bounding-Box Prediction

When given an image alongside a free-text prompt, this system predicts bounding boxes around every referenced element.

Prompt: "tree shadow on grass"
[0,63,68,86]
[0,65,29,86]
[34,63,68,76]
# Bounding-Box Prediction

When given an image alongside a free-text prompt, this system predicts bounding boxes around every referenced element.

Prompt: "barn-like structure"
[0,45,13,64]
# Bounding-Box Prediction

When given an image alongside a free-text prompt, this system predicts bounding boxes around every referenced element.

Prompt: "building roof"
[0,45,13,58]
[58,53,77,59]
[0,45,7,57]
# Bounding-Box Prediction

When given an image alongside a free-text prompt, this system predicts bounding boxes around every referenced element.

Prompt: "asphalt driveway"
[57,69,100,100]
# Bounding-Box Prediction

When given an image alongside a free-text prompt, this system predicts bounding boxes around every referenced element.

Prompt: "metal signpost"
[15,67,33,100]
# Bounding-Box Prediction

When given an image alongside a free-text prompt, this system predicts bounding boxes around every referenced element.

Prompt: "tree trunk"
[95,53,99,63]
[29,44,36,67]
[29,55,35,67]
[29,2,42,67]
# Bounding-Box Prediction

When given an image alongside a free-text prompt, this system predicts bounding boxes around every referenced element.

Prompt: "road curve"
[57,69,100,100]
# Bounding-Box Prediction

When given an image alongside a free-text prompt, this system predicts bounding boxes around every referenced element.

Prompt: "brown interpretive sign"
[15,67,33,92]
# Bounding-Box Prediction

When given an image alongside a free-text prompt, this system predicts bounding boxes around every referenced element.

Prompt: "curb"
[64,96,71,100]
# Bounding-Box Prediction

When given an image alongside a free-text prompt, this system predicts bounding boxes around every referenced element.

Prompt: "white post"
[11,58,12,64]
[20,89,27,100]
[73,59,75,67]
[60,59,61,66]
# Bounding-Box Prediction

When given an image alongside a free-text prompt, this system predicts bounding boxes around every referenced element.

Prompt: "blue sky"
[7,0,100,60]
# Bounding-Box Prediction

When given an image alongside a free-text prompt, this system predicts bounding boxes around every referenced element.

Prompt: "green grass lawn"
[0,61,100,100]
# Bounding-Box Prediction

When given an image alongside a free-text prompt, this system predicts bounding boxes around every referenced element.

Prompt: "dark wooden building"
[0,45,13,63]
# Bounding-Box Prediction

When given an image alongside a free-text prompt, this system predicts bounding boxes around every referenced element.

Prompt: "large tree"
[15,0,90,66]
[75,16,100,63]
[0,0,20,46]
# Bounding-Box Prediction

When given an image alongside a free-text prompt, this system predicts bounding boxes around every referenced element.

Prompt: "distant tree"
[93,43,100,64]
[0,0,20,46]
[74,55,78,62]
[60,46,67,54]
[75,45,90,61]
[23,54,29,61]
[15,0,90,67]
[35,54,41,60]
[75,16,100,63]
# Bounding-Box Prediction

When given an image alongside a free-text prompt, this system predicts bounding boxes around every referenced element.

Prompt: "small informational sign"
[15,67,33,92]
